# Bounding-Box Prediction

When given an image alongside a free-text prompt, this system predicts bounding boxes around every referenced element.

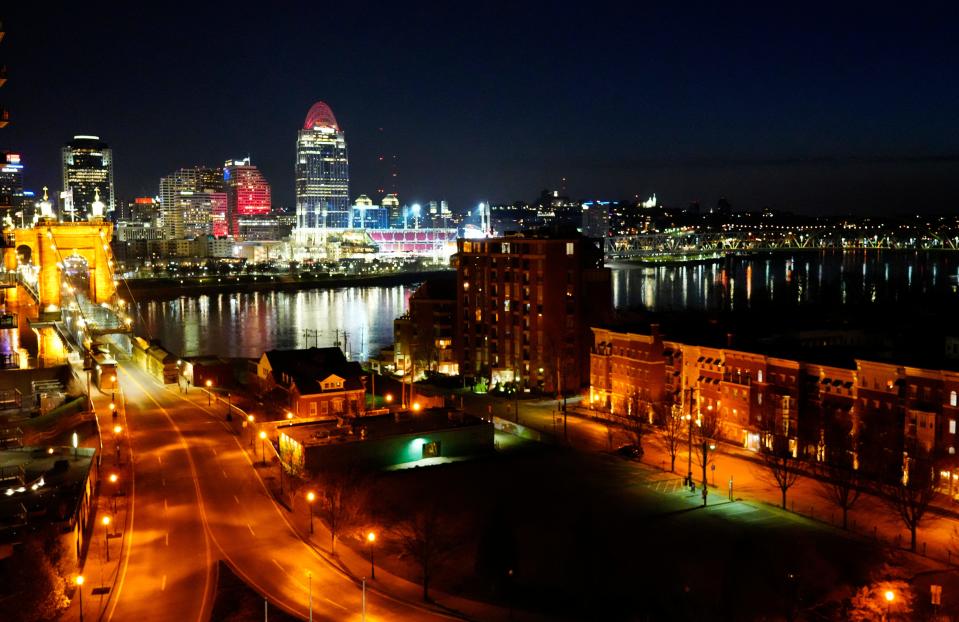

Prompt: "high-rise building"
[350,195,389,229]
[62,135,115,219]
[159,167,227,239]
[224,157,271,236]
[0,151,24,222]
[383,193,402,228]
[295,101,349,236]
[454,233,611,393]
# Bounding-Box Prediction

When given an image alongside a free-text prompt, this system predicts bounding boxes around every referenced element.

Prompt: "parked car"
[615,444,643,460]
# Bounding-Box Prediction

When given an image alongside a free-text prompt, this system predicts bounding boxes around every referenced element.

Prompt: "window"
[566,242,574,255]
[309,402,317,416]
[951,419,957,435]
[951,391,958,407]
[757,370,763,383]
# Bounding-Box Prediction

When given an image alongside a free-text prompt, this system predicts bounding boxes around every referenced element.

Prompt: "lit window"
[566,242,574,255]
[951,419,956,435]
[952,391,958,407]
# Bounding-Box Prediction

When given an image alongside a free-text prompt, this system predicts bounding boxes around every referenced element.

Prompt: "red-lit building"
[224,157,271,236]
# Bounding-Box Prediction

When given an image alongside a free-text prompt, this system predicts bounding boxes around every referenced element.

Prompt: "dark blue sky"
[2,2,958,213]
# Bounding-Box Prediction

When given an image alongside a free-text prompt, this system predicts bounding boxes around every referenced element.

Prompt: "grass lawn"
[355,440,888,620]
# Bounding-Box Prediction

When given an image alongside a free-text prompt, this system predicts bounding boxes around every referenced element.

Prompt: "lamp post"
[102,515,112,562]
[307,571,313,622]
[367,531,376,579]
[259,431,267,465]
[884,589,895,621]
[109,473,119,513]
[76,575,85,622]
[226,392,232,421]
[306,491,315,534]
[247,415,255,446]
[113,425,122,465]
[206,380,213,406]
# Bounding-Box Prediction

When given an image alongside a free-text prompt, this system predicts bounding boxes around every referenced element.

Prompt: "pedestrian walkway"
[61,363,133,622]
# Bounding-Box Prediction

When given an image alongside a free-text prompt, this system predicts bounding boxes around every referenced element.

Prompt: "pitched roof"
[263,347,365,394]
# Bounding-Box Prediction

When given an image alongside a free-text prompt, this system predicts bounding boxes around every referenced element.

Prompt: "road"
[109,362,448,621]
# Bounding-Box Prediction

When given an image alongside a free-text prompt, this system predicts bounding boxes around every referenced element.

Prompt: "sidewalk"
[62,364,134,622]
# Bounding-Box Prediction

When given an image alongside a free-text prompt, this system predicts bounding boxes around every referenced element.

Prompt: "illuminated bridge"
[605,225,959,260]
[0,212,135,370]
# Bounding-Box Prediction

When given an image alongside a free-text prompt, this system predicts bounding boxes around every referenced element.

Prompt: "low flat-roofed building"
[278,408,493,474]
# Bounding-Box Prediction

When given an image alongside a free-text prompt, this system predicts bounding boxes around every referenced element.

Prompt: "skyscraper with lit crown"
[295,101,349,239]
[62,135,115,219]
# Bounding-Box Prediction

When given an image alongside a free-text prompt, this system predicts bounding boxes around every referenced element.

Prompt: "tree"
[884,450,938,552]
[847,580,913,621]
[395,503,455,602]
[624,391,646,452]
[2,536,70,622]
[694,407,722,506]
[661,404,684,472]
[816,415,862,529]
[762,436,802,509]
[316,468,366,555]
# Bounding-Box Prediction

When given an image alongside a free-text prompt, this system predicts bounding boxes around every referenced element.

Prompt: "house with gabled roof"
[256,347,367,419]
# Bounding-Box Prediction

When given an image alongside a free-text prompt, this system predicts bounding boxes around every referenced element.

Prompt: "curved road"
[109,362,449,621]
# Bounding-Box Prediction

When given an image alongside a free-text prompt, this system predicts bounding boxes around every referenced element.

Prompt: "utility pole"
[686,387,694,487]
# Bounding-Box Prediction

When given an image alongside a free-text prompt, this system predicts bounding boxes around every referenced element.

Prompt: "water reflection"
[135,285,413,359]
[610,250,959,312]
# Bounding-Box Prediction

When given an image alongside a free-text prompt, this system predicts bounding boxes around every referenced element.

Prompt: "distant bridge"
[605,226,959,259]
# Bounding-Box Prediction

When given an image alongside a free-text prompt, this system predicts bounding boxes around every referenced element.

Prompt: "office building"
[393,276,458,377]
[581,200,611,238]
[62,135,114,219]
[454,233,612,393]
[159,167,227,239]
[383,193,402,228]
[350,195,389,229]
[224,157,271,236]
[295,101,349,236]
[0,152,23,223]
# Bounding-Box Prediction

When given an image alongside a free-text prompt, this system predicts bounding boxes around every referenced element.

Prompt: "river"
[133,251,959,359]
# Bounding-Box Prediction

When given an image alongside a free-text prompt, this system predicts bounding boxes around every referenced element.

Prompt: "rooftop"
[278,409,485,448]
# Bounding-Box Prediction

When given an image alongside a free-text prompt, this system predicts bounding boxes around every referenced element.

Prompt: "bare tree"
[661,404,683,472]
[624,391,646,452]
[885,450,938,552]
[762,436,802,509]
[316,468,366,555]
[694,407,722,506]
[395,503,455,602]
[816,418,862,529]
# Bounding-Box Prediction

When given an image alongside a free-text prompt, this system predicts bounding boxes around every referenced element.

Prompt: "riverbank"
[119,269,454,300]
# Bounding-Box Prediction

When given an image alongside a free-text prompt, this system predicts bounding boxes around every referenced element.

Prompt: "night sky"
[2,2,958,214]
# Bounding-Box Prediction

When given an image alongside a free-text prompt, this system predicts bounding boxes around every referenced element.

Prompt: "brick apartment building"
[393,276,458,377]
[454,232,611,393]
[589,327,959,487]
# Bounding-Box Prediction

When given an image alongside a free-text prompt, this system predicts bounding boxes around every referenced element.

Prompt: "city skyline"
[1,4,958,214]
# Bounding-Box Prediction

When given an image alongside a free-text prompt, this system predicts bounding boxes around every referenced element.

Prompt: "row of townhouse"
[589,326,959,486]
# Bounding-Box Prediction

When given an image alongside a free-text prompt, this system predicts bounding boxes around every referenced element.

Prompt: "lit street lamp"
[306,491,315,534]
[367,531,376,579]
[884,589,895,621]
[259,430,267,465]
[109,473,119,512]
[205,380,213,405]
[247,415,255,446]
[75,575,85,622]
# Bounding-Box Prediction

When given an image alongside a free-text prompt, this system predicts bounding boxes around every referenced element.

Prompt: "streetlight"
[367,531,376,579]
[247,414,255,446]
[385,393,393,404]
[205,379,213,405]
[109,473,119,512]
[102,515,112,562]
[75,575,85,622]
[412,401,421,412]
[286,411,294,420]
[306,570,313,622]
[259,430,267,465]
[884,590,895,620]
[306,491,315,534]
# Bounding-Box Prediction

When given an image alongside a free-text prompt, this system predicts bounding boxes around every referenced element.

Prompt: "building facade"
[455,233,611,393]
[224,157,271,236]
[62,135,114,219]
[589,327,959,488]
[295,101,349,237]
[159,167,228,239]
[393,277,457,377]
[256,347,366,418]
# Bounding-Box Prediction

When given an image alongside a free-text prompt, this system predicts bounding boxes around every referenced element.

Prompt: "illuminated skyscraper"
[224,157,271,236]
[62,135,115,219]
[295,101,349,236]
[159,166,227,239]
[0,152,24,221]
